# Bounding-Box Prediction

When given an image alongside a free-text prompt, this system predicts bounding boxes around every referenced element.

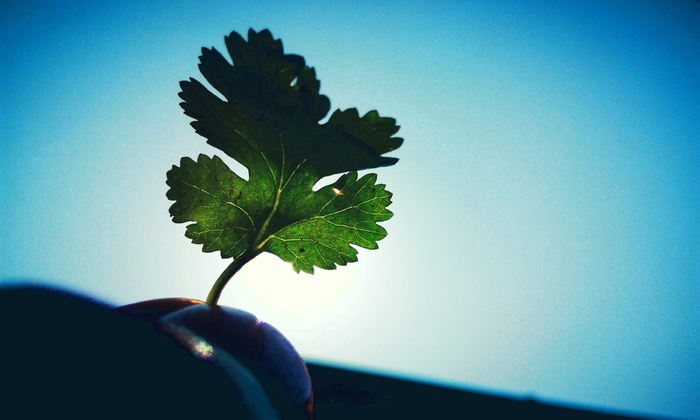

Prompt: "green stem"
[206,251,256,305]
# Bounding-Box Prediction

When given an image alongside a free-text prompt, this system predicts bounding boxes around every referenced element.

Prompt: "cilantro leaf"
[166,29,402,278]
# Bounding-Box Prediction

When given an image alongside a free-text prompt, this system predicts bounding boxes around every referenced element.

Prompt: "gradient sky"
[2,1,699,419]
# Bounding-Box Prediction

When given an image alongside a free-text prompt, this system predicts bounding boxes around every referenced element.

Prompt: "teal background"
[2,1,698,418]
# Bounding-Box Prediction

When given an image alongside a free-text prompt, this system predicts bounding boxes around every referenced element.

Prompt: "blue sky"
[2,1,699,418]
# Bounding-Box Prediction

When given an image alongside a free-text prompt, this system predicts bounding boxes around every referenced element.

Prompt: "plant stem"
[206,251,256,305]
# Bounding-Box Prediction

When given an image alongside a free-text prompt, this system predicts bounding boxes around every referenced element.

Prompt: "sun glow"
[233,253,362,320]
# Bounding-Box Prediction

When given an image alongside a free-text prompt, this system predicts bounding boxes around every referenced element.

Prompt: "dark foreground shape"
[0,286,314,419]
[0,285,674,419]
[0,286,248,417]
[307,363,669,420]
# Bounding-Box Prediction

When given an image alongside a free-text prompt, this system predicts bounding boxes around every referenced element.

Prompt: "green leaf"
[167,29,402,273]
